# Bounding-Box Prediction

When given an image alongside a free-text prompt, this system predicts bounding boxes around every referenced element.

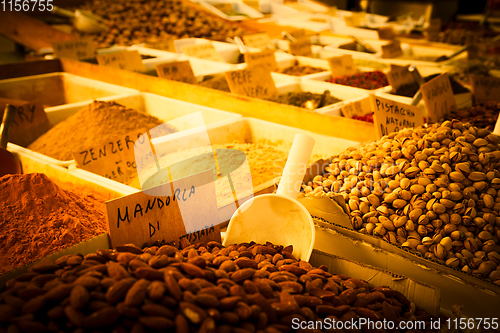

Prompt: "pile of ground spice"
[199,74,231,92]
[28,101,178,161]
[126,142,288,205]
[0,173,107,274]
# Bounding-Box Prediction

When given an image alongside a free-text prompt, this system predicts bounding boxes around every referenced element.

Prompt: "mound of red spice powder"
[0,173,107,274]
[327,70,389,90]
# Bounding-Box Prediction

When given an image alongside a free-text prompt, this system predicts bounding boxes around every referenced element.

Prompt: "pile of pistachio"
[302,120,500,285]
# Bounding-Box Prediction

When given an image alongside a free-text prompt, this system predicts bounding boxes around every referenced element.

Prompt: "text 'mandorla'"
[105,169,220,248]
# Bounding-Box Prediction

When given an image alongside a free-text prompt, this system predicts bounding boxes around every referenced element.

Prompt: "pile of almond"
[0,241,439,332]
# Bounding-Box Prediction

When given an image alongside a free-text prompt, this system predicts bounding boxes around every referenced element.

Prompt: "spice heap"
[28,101,177,161]
[352,114,374,123]
[266,92,342,109]
[0,241,440,331]
[393,73,469,98]
[77,0,246,48]
[449,102,500,132]
[127,142,288,205]
[199,74,231,92]
[275,62,327,76]
[0,173,107,275]
[302,120,500,284]
[326,71,389,90]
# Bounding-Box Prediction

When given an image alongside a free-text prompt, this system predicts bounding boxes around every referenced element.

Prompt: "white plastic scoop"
[52,6,108,34]
[223,134,316,261]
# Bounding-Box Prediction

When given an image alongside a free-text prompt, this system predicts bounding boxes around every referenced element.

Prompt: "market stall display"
[0,241,441,332]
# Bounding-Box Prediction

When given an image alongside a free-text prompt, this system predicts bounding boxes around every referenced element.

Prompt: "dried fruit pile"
[449,102,500,132]
[302,120,500,284]
[77,0,246,48]
[326,71,389,90]
[0,241,440,332]
[266,92,342,109]
[275,63,327,76]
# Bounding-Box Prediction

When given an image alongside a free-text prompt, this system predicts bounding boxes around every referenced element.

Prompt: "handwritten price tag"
[244,50,278,72]
[339,97,371,118]
[421,73,457,123]
[72,129,146,183]
[242,33,271,50]
[386,64,416,91]
[225,66,279,99]
[145,39,176,52]
[377,26,396,40]
[0,98,50,147]
[105,170,220,248]
[289,37,313,57]
[96,50,146,72]
[327,54,356,77]
[52,38,96,60]
[155,60,197,84]
[381,41,403,58]
[371,95,424,140]
[181,43,224,62]
[471,75,500,103]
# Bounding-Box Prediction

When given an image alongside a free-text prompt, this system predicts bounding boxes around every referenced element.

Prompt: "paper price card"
[327,54,356,77]
[242,33,271,50]
[386,64,416,91]
[339,97,371,118]
[421,73,457,123]
[105,169,220,248]
[289,37,313,57]
[72,129,146,183]
[344,13,364,27]
[244,49,278,72]
[155,60,197,84]
[52,38,96,60]
[145,40,176,52]
[381,41,403,59]
[471,75,500,103]
[96,50,146,72]
[243,0,260,11]
[377,26,396,40]
[225,66,279,99]
[0,98,50,147]
[371,95,424,140]
[181,43,224,62]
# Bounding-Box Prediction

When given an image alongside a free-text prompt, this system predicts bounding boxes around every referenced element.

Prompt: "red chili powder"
[0,173,107,274]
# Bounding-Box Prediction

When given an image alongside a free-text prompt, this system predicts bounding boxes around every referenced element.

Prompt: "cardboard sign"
[0,98,50,147]
[327,54,356,77]
[155,60,197,84]
[371,95,424,139]
[339,97,371,118]
[420,73,457,123]
[471,75,500,103]
[96,50,146,72]
[72,129,146,183]
[213,2,233,13]
[386,64,416,91]
[242,33,271,50]
[105,170,220,248]
[52,38,96,60]
[145,40,176,52]
[377,26,396,40]
[181,43,224,62]
[289,37,313,57]
[381,41,403,59]
[344,14,362,27]
[225,66,279,99]
[244,49,278,72]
